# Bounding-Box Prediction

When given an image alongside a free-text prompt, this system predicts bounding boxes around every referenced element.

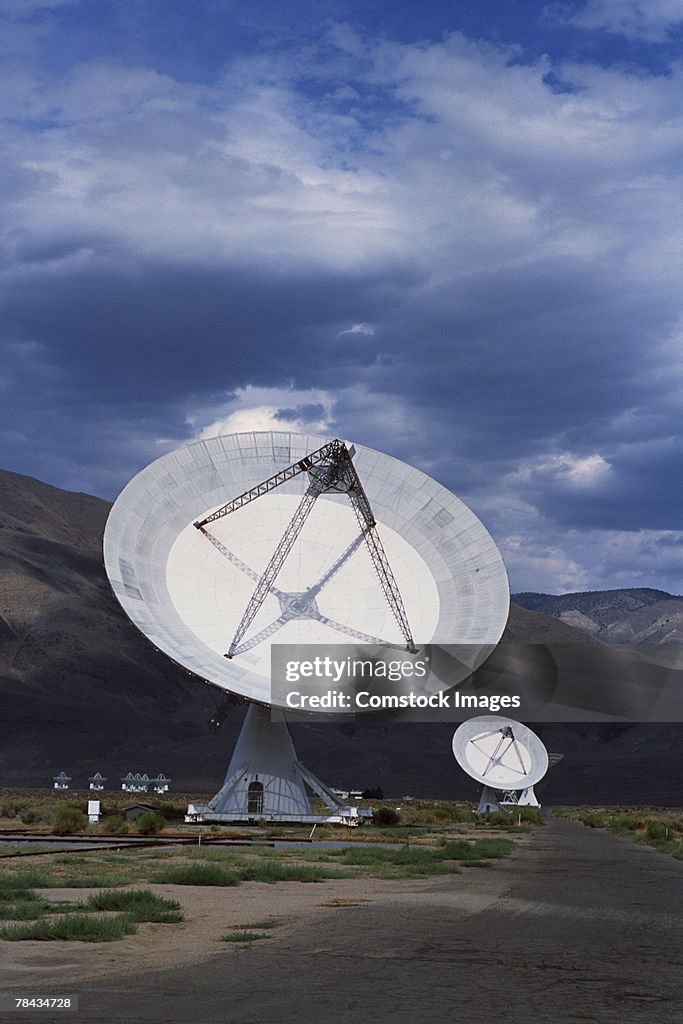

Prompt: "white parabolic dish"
[452,716,549,789]
[103,431,510,711]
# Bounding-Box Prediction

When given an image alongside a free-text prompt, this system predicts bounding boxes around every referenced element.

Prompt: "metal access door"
[247,780,264,814]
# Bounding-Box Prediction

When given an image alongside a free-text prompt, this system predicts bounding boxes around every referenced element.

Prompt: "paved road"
[4,817,683,1024]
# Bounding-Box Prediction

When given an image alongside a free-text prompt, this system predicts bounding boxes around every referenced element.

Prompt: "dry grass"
[555,806,683,860]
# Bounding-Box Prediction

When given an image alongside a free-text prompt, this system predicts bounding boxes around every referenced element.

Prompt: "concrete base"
[184,806,371,827]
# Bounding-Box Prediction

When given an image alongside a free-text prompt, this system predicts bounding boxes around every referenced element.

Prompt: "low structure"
[122,803,156,822]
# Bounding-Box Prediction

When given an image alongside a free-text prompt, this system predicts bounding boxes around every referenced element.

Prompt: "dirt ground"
[1,818,682,1024]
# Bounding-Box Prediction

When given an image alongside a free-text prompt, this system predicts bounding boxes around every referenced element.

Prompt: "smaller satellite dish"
[452,716,549,790]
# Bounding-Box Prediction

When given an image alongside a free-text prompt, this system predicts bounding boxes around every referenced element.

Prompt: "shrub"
[517,807,544,825]
[228,920,279,930]
[56,872,132,889]
[581,812,607,828]
[220,930,266,942]
[0,871,48,893]
[430,804,452,821]
[361,787,384,799]
[339,847,429,873]
[21,803,54,826]
[468,838,515,858]
[0,914,136,942]
[451,806,478,823]
[101,815,128,834]
[645,820,668,841]
[237,862,332,883]
[0,898,48,921]
[85,889,182,923]
[338,846,390,866]
[480,811,511,826]
[53,805,87,835]
[152,863,240,886]
[613,814,643,832]
[372,807,400,826]
[136,812,166,835]
[189,848,240,863]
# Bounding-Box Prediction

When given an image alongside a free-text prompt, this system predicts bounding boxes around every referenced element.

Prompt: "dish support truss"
[476,785,541,814]
[477,753,562,813]
[194,438,417,657]
[470,724,543,813]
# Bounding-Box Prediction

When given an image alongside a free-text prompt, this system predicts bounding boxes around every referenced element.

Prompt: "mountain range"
[1,467,681,805]
[513,589,683,646]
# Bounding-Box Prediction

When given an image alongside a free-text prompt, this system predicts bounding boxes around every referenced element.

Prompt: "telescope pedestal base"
[186,704,370,827]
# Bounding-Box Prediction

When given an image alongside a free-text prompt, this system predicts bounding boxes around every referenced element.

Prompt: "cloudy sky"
[1,0,682,594]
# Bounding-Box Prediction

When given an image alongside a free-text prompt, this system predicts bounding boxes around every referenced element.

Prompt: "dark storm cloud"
[1,9,682,590]
[329,255,679,471]
[1,256,421,402]
[520,438,683,532]
[0,250,424,494]
[276,403,327,422]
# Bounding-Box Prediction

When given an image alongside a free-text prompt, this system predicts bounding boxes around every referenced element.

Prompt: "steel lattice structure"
[194,440,344,527]
[195,439,418,656]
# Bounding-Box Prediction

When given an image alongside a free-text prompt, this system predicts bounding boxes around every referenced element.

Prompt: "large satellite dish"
[104,432,509,709]
[452,716,549,813]
[104,432,509,823]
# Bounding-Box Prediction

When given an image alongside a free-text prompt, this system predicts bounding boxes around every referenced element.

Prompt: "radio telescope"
[104,431,509,824]
[452,716,549,813]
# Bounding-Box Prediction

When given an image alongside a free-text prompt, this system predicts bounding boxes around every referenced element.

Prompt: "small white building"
[87,800,101,823]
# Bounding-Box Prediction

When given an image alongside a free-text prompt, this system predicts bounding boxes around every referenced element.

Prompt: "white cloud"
[508,527,683,594]
[502,534,592,593]
[190,384,442,487]
[3,32,683,283]
[191,386,334,440]
[567,0,683,40]
[0,0,78,13]
[510,452,613,490]
[337,323,375,336]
